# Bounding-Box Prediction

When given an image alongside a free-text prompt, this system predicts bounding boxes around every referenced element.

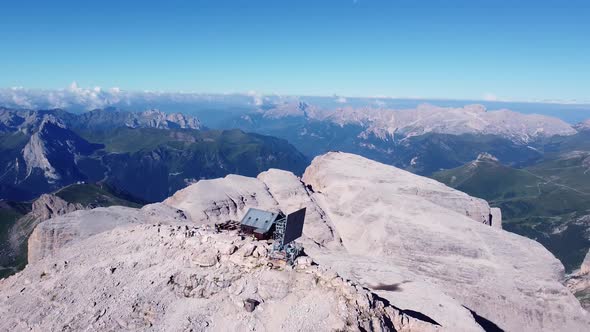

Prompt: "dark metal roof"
[240,208,281,234]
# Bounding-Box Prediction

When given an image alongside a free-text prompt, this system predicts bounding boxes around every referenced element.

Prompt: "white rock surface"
[302,152,588,332]
[164,170,342,249]
[334,104,577,142]
[303,151,496,226]
[257,168,342,248]
[163,174,279,223]
[22,119,63,182]
[260,102,577,143]
[565,249,590,311]
[582,250,590,275]
[7,194,87,262]
[490,207,502,229]
[125,109,202,129]
[5,152,588,331]
[1,225,436,331]
[30,193,85,221]
[27,203,188,263]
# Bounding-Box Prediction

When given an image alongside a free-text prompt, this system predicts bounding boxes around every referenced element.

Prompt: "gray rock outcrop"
[582,250,590,275]
[31,194,85,220]
[4,152,587,331]
[566,249,590,311]
[1,225,437,331]
[7,194,88,268]
[27,203,187,263]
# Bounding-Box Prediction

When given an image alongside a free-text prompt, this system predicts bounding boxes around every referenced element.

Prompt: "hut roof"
[240,208,282,234]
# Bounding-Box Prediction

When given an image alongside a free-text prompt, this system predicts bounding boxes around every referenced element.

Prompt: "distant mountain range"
[2,87,590,122]
[230,102,590,174]
[247,102,577,141]
[2,100,590,275]
[224,101,590,271]
[0,107,307,202]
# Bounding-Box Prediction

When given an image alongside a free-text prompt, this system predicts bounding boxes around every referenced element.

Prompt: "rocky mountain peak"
[21,117,100,185]
[31,194,85,221]
[2,152,589,331]
[257,103,577,143]
[22,127,61,182]
[3,223,438,331]
[575,119,590,131]
[475,152,499,163]
[463,104,488,113]
[76,108,202,130]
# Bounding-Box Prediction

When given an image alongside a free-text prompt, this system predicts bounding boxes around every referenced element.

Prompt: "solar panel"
[282,208,306,245]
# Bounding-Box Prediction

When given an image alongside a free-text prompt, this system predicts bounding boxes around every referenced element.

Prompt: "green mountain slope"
[0,201,31,276]
[0,108,308,202]
[75,127,308,202]
[432,154,540,201]
[53,183,143,208]
[232,112,544,175]
[0,183,142,279]
[433,153,590,272]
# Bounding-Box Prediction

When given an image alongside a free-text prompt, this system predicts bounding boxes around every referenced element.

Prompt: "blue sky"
[1,0,589,102]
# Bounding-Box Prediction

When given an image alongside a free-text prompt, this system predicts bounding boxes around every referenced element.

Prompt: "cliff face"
[6,194,87,268]
[31,194,85,220]
[566,249,590,311]
[302,152,500,228]
[3,152,589,331]
[27,204,188,263]
[300,153,585,331]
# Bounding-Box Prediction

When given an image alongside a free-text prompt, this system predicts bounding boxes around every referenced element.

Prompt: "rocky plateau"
[1,152,588,331]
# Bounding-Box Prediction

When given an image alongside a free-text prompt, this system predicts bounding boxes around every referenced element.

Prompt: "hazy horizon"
[1,1,588,103]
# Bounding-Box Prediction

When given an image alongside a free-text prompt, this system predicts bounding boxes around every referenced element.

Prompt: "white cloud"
[1,85,587,115]
[335,96,347,103]
[373,99,386,107]
[11,94,34,109]
[483,93,498,101]
[69,81,80,91]
[247,90,264,106]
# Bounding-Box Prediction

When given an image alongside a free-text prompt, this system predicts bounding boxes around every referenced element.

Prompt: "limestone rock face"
[1,225,436,331]
[257,169,341,248]
[123,109,202,130]
[22,125,61,182]
[6,194,88,270]
[27,204,188,263]
[582,250,590,275]
[163,174,279,223]
[164,170,342,249]
[31,194,85,220]
[302,152,587,331]
[303,151,497,226]
[7,151,589,331]
[490,207,502,229]
[566,249,590,311]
